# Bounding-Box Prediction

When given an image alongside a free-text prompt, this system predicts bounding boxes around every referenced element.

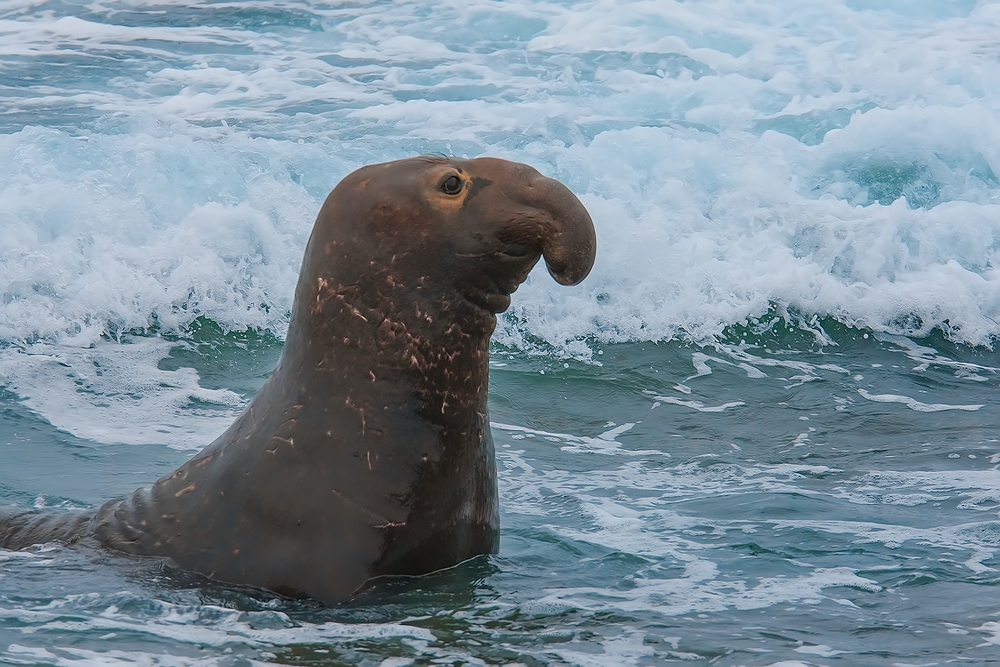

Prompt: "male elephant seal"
[0,156,597,604]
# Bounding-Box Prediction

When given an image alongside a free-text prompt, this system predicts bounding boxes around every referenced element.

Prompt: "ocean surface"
[2,0,1000,664]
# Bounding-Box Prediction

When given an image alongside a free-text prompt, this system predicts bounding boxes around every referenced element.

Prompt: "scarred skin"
[0,156,597,604]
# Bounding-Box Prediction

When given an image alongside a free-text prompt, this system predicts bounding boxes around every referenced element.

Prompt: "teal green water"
[3,324,1000,664]
[4,0,1000,663]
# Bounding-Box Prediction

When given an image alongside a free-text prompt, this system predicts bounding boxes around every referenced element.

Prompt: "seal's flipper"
[0,508,96,550]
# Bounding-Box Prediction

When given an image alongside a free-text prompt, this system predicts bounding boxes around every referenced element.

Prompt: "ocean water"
[2,0,1000,664]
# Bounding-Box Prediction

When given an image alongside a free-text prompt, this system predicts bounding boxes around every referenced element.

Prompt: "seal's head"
[300,156,597,324]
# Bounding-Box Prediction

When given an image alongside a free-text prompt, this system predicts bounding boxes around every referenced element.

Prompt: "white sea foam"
[652,396,745,412]
[4,644,266,667]
[856,388,984,412]
[0,590,433,666]
[0,126,319,345]
[535,563,882,617]
[979,621,1000,648]
[0,338,243,448]
[880,334,1000,376]
[494,421,670,457]
[838,469,1000,510]
[0,0,999,363]
[795,644,844,657]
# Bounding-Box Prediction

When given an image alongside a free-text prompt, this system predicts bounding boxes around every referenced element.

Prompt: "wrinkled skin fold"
[0,156,597,604]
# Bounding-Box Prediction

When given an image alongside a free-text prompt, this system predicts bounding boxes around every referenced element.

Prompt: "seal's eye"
[440,174,463,195]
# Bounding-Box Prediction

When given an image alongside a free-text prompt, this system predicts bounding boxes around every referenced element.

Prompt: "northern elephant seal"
[0,156,597,604]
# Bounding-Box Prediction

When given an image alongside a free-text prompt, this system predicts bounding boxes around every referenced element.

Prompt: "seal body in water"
[0,156,597,604]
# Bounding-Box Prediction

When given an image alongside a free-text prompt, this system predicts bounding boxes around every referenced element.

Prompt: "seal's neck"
[280,258,497,428]
[280,266,504,577]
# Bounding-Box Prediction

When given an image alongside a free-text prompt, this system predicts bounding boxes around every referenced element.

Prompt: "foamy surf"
[4,0,1000,664]
[1,1,1000,355]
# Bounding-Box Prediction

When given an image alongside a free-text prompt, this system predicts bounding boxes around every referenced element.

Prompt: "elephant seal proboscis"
[0,156,597,604]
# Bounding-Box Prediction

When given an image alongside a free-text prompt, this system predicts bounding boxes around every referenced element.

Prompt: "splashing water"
[3,1,1000,665]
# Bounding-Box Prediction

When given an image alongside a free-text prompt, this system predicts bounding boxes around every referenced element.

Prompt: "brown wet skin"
[0,156,597,604]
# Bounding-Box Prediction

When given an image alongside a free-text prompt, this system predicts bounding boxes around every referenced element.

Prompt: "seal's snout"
[528,175,597,287]
[462,157,596,290]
